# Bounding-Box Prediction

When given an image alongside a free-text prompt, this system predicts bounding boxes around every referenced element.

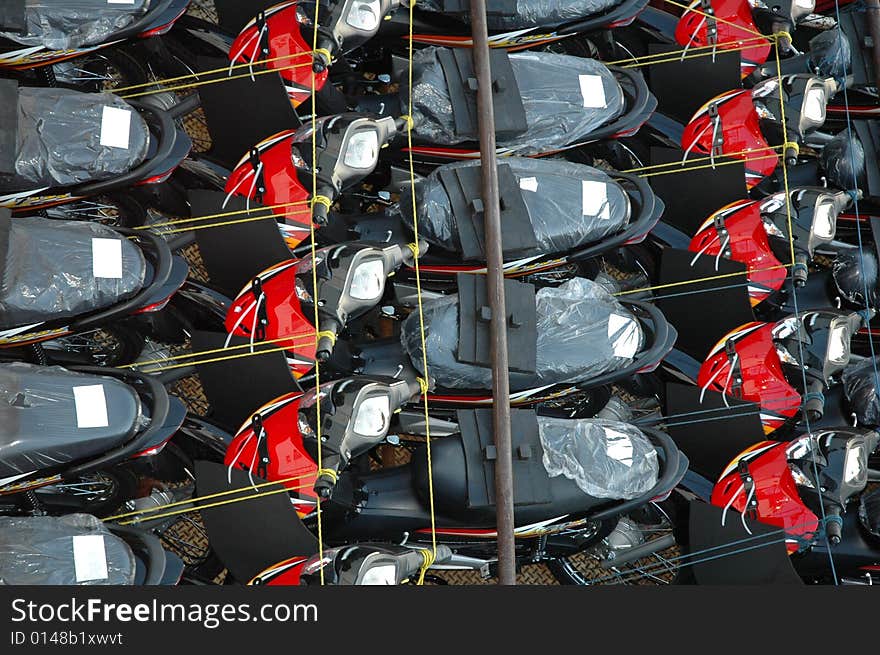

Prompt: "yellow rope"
[108,50,318,95]
[620,40,770,70]
[416,548,435,585]
[136,342,304,374]
[104,472,315,522]
[160,210,310,235]
[613,263,792,297]
[604,34,772,67]
[133,199,310,231]
[310,0,327,587]
[774,39,798,271]
[622,144,784,175]
[121,335,315,370]
[407,0,437,559]
[316,468,338,484]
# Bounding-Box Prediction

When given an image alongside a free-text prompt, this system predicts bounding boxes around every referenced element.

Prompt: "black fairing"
[794,508,880,582]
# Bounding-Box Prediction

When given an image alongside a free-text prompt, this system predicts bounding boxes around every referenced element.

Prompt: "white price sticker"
[92,238,123,279]
[100,106,132,149]
[73,385,109,429]
[519,177,538,192]
[72,535,109,583]
[579,74,607,109]
[608,313,640,358]
[107,0,136,5]
[605,428,634,467]
[582,180,610,219]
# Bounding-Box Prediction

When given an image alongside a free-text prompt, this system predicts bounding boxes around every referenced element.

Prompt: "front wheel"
[31,467,139,518]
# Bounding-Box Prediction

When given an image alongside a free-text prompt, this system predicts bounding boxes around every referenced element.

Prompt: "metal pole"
[866,0,880,94]
[468,0,516,585]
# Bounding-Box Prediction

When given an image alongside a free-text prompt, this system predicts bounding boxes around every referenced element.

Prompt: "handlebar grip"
[784,145,799,167]
[434,545,453,564]
[825,507,843,545]
[792,253,809,288]
[312,200,330,226]
[803,379,825,423]
[313,472,337,500]
[316,323,338,363]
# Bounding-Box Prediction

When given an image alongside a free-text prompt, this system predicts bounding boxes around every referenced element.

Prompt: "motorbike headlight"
[811,199,836,240]
[353,394,391,436]
[343,129,380,170]
[359,562,397,585]
[345,0,382,32]
[844,441,866,485]
[348,258,386,301]
[826,319,850,365]
[802,86,827,126]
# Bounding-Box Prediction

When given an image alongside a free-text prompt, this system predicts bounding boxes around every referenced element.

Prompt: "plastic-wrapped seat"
[0,0,149,50]
[418,0,624,30]
[0,363,142,478]
[0,216,146,330]
[397,158,630,258]
[407,47,624,156]
[401,277,644,390]
[1,87,150,191]
[410,417,659,523]
[0,514,136,585]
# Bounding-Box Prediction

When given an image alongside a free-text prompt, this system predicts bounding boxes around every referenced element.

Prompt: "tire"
[51,46,150,93]
[45,192,149,229]
[41,323,146,368]
[32,467,139,518]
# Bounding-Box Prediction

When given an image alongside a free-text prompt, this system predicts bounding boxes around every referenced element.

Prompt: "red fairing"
[688,198,786,305]
[224,392,318,494]
[681,89,778,189]
[711,441,819,552]
[224,130,314,248]
[697,322,801,432]
[250,556,309,585]
[224,260,317,378]
[674,0,770,77]
[228,1,328,107]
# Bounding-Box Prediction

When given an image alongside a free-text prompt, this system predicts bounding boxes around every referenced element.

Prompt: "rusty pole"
[866,0,880,93]
[467,0,516,585]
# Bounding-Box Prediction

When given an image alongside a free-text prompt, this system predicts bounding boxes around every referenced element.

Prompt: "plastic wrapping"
[820,130,866,192]
[0,0,149,50]
[407,47,624,155]
[0,216,146,329]
[842,356,880,427]
[808,28,851,88]
[397,157,630,257]
[0,514,135,585]
[538,417,659,499]
[0,362,142,477]
[832,249,879,310]
[418,0,623,30]
[15,87,150,188]
[402,277,644,390]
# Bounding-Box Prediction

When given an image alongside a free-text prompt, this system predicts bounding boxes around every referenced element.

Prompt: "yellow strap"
[783,141,800,157]
[314,48,333,64]
[774,31,793,46]
[312,195,333,210]
[406,242,421,259]
[416,548,436,585]
[316,330,337,344]
[416,377,430,395]
[316,468,338,483]
[399,114,415,129]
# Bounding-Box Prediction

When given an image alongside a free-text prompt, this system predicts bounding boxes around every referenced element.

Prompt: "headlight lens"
[802,87,827,125]
[348,258,386,301]
[811,199,836,239]
[826,321,850,365]
[844,442,866,484]
[359,563,397,585]
[353,394,391,436]
[346,0,381,32]
[343,129,379,169]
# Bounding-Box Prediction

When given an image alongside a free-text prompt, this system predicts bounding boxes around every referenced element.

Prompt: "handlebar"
[792,252,809,287]
[398,546,454,578]
[316,320,339,363]
[313,453,342,500]
[825,505,843,545]
[803,377,826,423]
[312,186,335,226]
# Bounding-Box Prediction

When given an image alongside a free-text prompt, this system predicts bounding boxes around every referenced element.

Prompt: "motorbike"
[195,368,687,584]
[0,0,190,86]
[0,514,183,585]
[0,210,189,367]
[688,426,880,584]
[0,360,188,517]
[0,78,191,214]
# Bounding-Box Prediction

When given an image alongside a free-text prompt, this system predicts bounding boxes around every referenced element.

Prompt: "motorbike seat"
[0,87,150,193]
[401,277,644,391]
[410,414,659,524]
[0,514,135,585]
[0,363,142,479]
[421,0,624,31]
[0,215,146,330]
[408,47,624,156]
[402,158,630,260]
[0,0,149,50]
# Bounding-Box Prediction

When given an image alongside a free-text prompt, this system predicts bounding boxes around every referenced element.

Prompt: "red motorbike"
[703,427,880,583]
